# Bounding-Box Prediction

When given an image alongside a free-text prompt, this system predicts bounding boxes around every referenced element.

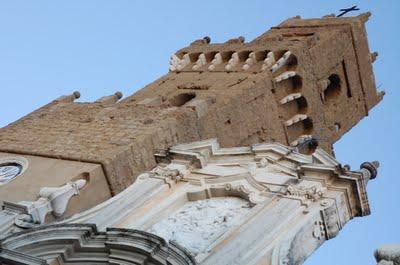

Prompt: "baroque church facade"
[0,13,393,265]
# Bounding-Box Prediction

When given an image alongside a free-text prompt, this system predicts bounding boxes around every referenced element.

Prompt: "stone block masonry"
[0,13,383,195]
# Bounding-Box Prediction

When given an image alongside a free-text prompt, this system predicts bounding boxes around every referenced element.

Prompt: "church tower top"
[0,13,383,197]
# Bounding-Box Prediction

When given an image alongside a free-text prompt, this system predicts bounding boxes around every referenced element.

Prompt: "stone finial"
[359,12,372,23]
[55,91,81,103]
[371,51,379,63]
[95,92,123,104]
[203,36,211,44]
[225,36,245,44]
[190,36,211,46]
[375,244,400,265]
[360,160,380,181]
[343,164,351,171]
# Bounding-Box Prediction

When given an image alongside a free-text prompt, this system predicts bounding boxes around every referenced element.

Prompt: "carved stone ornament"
[375,244,400,265]
[285,184,326,207]
[0,224,196,265]
[0,179,87,237]
[18,179,87,224]
[149,165,187,187]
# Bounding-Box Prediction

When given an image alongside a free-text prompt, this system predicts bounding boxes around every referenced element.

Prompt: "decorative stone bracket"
[284,184,326,207]
[1,179,86,233]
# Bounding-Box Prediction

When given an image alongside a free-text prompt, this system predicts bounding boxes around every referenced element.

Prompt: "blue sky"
[0,1,399,264]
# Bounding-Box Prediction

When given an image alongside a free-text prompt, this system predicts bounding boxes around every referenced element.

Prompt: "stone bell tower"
[0,12,382,197]
[0,12,383,265]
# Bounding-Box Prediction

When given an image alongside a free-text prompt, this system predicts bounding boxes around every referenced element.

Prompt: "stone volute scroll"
[0,179,86,237]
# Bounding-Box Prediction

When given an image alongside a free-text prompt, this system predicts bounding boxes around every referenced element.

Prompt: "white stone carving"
[148,197,251,254]
[375,245,400,265]
[36,138,377,265]
[259,157,269,168]
[312,220,326,240]
[285,184,326,207]
[286,185,325,200]
[150,164,188,187]
[0,224,196,265]
[18,179,86,224]
[319,201,341,239]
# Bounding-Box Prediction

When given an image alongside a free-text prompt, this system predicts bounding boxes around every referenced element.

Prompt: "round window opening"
[0,160,26,185]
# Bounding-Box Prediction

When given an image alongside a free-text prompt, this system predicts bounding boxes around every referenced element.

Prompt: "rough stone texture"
[0,13,383,195]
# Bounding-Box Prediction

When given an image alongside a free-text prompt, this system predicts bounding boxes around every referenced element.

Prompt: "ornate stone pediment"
[0,224,195,265]
[0,139,378,265]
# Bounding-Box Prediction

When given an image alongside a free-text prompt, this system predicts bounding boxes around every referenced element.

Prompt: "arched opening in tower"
[324,74,341,101]
[169,93,196,107]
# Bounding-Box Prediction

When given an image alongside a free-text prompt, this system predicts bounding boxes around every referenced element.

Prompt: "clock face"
[0,163,22,185]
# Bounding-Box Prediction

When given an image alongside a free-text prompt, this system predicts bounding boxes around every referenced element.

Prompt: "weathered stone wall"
[0,13,383,194]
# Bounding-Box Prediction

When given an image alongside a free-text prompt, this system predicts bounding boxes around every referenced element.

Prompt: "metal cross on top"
[337,5,360,17]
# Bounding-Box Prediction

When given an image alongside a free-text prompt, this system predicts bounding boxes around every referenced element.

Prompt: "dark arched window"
[324,74,341,101]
